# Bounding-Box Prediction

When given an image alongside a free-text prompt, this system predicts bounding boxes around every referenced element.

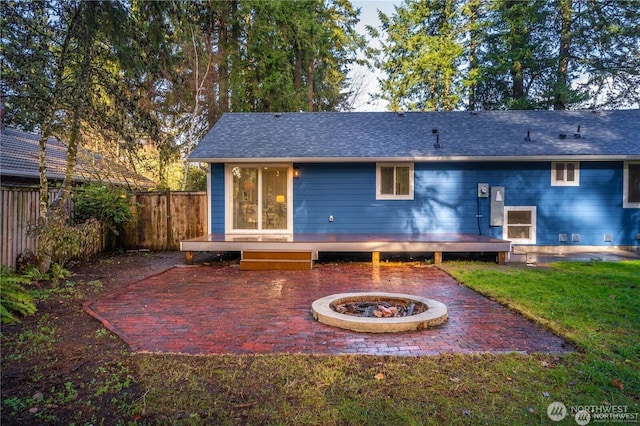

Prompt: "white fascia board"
[189,154,640,163]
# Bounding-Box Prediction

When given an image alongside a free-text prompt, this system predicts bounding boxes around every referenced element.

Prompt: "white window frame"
[551,161,580,186]
[225,163,293,234]
[623,161,640,208]
[376,163,414,200]
[503,206,537,244]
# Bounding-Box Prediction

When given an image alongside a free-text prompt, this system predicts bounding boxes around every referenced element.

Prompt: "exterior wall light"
[293,168,300,178]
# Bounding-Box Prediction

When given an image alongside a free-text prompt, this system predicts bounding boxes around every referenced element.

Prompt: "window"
[376,163,414,200]
[503,206,537,244]
[227,164,291,233]
[624,161,640,208]
[551,162,579,186]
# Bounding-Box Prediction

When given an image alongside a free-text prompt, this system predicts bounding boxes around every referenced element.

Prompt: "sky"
[350,0,401,111]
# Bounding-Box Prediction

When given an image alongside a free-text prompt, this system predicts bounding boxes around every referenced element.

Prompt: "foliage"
[74,183,134,234]
[371,0,640,111]
[0,269,37,324]
[16,250,39,274]
[370,0,466,111]
[28,209,101,284]
[2,0,167,205]
[143,0,366,189]
[184,165,207,191]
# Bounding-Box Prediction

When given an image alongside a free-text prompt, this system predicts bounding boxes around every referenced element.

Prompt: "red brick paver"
[84,264,572,356]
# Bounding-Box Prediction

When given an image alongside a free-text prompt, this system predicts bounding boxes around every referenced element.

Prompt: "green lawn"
[133,260,640,425]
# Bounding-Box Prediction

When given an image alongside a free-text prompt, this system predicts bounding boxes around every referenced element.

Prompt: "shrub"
[0,269,37,323]
[16,249,38,274]
[73,183,134,235]
[185,165,207,191]
[29,209,101,283]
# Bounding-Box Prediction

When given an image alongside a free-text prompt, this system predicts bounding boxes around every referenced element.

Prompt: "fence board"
[1,188,206,268]
[1,188,51,269]
[1,187,90,270]
[119,191,207,251]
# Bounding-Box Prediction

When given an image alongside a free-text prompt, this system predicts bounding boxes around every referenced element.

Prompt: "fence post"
[166,189,173,250]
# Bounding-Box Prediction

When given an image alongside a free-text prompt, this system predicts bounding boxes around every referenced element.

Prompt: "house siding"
[288,161,638,247]
[208,160,638,247]
[211,164,225,234]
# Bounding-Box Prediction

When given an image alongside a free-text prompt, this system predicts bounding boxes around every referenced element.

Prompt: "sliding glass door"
[229,165,290,232]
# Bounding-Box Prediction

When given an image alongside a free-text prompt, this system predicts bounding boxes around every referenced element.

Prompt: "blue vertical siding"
[291,161,639,247]
[211,164,225,233]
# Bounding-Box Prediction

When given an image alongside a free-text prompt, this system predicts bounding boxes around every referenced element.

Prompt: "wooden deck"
[180,233,511,265]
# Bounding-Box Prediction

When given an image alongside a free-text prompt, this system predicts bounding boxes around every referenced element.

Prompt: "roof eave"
[189,154,640,163]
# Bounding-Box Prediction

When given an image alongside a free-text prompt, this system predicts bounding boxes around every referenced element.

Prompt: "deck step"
[240,250,313,270]
[242,250,313,261]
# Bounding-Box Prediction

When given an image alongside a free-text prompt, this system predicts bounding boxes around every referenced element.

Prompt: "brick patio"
[84,263,572,356]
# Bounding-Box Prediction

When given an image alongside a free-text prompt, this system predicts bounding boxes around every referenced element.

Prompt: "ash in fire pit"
[332,300,427,318]
[312,292,448,333]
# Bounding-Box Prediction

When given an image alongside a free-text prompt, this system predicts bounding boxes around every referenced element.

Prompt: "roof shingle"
[1,128,155,188]
[190,110,640,162]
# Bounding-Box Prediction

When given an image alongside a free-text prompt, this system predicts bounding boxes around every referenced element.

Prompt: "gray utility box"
[490,186,505,226]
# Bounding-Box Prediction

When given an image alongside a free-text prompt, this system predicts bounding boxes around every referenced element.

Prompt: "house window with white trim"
[623,161,640,208]
[376,163,414,200]
[503,206,537,244]
[551,161,579,186]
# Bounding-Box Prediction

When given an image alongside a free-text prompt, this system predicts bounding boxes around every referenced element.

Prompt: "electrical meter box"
[477,183,489,198]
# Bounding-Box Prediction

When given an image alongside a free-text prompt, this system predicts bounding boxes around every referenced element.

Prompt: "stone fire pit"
[311,292,448,333]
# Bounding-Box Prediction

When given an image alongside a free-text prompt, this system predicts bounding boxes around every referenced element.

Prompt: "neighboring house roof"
[0,127,155,188]
[190,110,640,162]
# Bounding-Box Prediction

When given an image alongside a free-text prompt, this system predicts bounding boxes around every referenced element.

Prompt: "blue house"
[181,110,640,267]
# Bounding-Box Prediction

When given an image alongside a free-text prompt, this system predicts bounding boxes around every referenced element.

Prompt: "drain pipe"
[476,195,482,235]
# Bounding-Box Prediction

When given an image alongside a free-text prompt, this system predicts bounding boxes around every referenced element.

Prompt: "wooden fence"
[1,188,208,269]
[118,191,207,251]
[0,187,76,270]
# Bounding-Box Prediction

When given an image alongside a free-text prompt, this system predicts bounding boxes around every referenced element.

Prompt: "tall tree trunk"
[307,56,314,112]
[228,0,240,112]
[182,27,211,190]
[37,129,52,273]
[218,6,229,115]
[512,61,524,101]
[554,0,572,110]
[467,0,480,111]
[52,2,98,210]
[38,130,49,220]
[294,44,302,91]
[507,0,526,105]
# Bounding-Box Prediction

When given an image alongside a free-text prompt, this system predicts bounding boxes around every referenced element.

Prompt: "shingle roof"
[1,127,155,188]
[190,110,640,162]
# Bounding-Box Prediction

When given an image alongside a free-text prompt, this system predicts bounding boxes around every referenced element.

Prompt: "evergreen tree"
[371,0,640,110]
[370,0,465,111]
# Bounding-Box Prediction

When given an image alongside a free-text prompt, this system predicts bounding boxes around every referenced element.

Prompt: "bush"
[185,165,207,191]
[74,183,134,234]
[29,209,101,283]
[0,269,37,323]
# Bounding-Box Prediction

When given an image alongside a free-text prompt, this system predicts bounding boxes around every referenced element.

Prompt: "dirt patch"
[0,251,210,425]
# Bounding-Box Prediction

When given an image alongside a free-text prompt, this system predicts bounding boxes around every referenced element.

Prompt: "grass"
[441,261,640,355]
[2,259,638,425]
[130,260,640,425]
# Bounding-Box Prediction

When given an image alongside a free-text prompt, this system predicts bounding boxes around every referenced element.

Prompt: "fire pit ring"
[311,292,447,333]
